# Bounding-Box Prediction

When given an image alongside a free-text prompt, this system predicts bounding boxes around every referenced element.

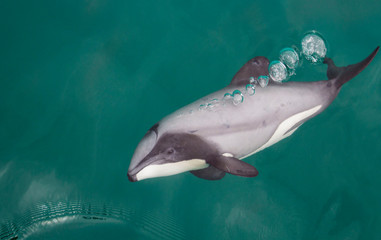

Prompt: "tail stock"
[323,46,379,88]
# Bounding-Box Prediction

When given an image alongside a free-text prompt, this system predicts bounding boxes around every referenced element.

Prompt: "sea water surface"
[1,0,381,239]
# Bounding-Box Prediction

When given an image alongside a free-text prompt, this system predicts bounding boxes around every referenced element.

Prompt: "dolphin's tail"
[323,46,379,88]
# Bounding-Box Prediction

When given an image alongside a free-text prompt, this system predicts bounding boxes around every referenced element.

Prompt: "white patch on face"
[222,153,233,157]
[242,105,322,159]
[136,159,209,181]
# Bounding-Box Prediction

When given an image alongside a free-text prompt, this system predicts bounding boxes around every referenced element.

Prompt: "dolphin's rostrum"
[128,46,379,182]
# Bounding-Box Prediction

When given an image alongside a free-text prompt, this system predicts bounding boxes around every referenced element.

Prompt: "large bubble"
[301,31,327,64]
[279,48,299,70]
[269,61,288,82]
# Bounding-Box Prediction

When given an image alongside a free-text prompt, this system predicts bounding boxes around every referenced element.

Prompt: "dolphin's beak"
[127,166,139,182]
[127,154,165,182]
[127,165,143,182]
[127,172,137,182]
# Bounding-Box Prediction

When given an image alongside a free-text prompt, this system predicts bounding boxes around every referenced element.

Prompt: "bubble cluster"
[219,82,259,106]
[199,98,221,111]
[267,30,328,83]
[199,75,271,110]
[268,48,300,83]
[197,30,328,111]
[207,98,220,108]
[220,90,245,106]
[301,31,327,64]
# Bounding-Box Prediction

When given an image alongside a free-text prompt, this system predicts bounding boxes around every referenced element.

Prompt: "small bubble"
[207,98,220,109]
[301,31,327,64]
[222,93,233,105]
[199,104,207,110]
[232,90,244,105]
[258,75,269,88]
[269,61,288,82]
[209,98,219,104]
[245,84,255,96]
[279,48,299,69]
[249,77,255,84]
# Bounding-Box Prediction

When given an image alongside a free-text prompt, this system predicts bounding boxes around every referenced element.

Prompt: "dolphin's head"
[127,125,211,182]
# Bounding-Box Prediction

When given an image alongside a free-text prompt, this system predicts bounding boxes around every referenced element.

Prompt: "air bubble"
[249,77,256,84]
[207,98,220,109]
[223,93,233,103]
[245,84,255,96]
[258,75,269,88]
[232,90,244,105]
[269,61,288,82]
[301,31,327,64]
[279,48,299,70]
[199,104,207,110]
[208,98,219,105]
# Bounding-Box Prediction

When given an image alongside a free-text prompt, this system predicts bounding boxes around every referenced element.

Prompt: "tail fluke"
[324,46,379,88]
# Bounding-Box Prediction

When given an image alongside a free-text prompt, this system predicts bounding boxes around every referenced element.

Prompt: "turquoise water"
[1,0,381,239]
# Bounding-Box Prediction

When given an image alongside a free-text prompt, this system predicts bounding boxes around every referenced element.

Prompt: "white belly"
[241,105,322,159]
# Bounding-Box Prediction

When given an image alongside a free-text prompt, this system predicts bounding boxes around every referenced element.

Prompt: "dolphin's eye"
[166,148,175,154]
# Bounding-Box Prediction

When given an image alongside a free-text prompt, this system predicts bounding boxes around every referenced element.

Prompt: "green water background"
[1,0,381,239]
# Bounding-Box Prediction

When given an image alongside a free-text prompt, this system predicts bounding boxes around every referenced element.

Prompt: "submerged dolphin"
[127,47,379,182]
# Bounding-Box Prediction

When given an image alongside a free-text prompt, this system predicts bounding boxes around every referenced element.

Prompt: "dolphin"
[127,46,379,182]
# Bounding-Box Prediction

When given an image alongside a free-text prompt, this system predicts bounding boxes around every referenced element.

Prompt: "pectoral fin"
[207,155,258,177]
[190,166,226,180]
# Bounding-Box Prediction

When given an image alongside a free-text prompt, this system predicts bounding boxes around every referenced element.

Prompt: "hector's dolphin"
[127,47,379,182]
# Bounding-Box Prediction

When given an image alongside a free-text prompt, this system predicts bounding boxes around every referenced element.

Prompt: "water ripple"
[0,200,186,240]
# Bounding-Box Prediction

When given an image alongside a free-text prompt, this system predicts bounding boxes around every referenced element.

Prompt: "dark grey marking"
[207,155,258,177]
[128,133,219,177]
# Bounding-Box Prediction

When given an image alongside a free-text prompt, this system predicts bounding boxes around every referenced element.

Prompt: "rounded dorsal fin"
[230,56,270,86]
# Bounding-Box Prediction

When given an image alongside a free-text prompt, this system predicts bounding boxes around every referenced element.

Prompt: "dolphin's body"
[128,47,379,182]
